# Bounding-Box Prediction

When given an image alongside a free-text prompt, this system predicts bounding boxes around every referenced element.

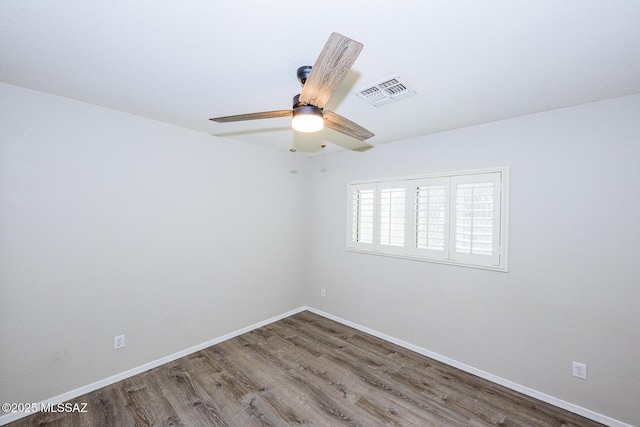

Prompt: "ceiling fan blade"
[323,110,374,142]
[210,110,292,123]
[299,33,363,109]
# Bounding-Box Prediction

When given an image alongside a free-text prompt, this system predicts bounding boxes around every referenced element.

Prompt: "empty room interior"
[1,2,639,426]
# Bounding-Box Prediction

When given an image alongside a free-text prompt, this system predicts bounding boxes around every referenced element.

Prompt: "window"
[347,168,508,271]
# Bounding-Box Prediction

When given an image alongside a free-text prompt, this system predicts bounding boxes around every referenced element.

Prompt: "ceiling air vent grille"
[355,75,416,107]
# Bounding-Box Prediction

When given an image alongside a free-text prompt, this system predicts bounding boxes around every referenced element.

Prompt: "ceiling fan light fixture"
[292,105,324,133]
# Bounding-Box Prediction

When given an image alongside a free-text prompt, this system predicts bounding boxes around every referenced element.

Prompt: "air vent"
[355,75,416,107]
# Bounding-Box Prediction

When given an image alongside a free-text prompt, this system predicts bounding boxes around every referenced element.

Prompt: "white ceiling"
[2,1,640,155]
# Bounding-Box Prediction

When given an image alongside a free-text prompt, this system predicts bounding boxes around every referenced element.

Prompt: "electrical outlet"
[321,289,326,297]
[572,361,587,379]
[114,335,125,350]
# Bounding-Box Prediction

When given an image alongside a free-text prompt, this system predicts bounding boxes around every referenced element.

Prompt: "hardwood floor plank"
[226,335,383,426]
[227,337,325,424]
[157,362,230,426]
[275,315,474,425]
[244,317,473,426]
[7,311,605,427]
[208,341,320,426]
[244,320,418,425]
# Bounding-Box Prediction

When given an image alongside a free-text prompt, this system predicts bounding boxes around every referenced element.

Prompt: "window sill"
[346,247,508,272]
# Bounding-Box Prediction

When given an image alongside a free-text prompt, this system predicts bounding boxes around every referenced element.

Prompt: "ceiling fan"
[209,33,374,150]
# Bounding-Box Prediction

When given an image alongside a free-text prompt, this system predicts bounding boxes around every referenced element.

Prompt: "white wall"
[306,94,640,426]
[0,83,307,404]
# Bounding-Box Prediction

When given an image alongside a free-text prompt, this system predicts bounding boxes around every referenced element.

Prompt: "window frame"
[346,167,509,272]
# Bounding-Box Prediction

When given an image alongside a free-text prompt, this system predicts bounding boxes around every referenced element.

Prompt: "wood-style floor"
[8,311,604,426]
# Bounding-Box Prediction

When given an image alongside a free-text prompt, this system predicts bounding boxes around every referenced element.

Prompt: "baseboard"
[305,306,631,427]
[0,306,307,426]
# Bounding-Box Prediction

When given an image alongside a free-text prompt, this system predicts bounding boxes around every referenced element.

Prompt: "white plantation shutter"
[415,185,447,251]
[353,190,374,243]
[451,173,502,266]
[410,178,449,258]
[379,185,405,249]
[455,182,494,255]
[348,183,376,249]
[347,168,507,271]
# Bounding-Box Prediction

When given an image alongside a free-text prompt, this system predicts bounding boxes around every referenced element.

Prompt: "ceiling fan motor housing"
[297,65,313,86]
[292,93,319,110]
[292,94,323,118]
[293,104,323,116]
